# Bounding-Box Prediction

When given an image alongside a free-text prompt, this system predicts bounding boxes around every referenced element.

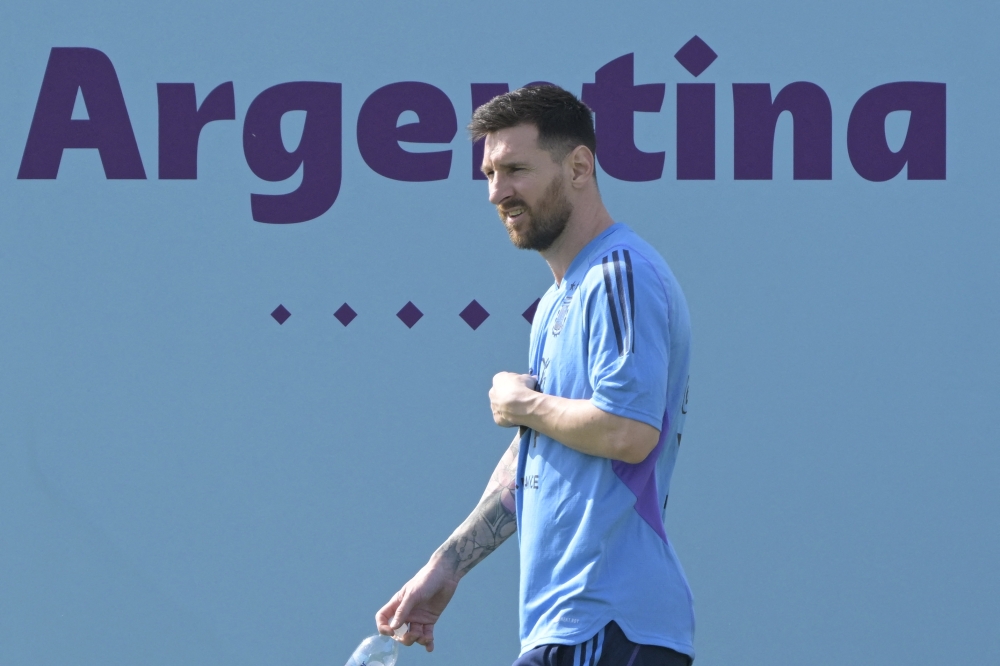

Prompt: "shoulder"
[577,245,669,360]
[579,242,668,303]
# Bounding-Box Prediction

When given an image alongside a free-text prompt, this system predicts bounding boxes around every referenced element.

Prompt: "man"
[376,85,694,666]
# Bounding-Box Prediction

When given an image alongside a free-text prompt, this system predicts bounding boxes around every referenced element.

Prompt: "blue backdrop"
[2,1,997,665]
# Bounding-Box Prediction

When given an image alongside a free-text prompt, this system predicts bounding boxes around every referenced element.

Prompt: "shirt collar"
[559,222,625,289]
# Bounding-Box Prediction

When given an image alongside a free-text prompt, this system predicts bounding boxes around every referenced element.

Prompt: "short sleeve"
[585,248,670,431]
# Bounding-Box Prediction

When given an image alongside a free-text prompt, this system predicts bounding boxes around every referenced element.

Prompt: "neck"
[540,202,614,285]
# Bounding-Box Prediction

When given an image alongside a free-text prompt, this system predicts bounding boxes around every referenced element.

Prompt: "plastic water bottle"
[344,625,406,666]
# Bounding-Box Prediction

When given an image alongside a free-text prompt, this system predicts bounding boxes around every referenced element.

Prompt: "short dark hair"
[468,84,596,161]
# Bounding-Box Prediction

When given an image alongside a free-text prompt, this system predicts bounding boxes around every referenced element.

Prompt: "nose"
[488,172,511,206]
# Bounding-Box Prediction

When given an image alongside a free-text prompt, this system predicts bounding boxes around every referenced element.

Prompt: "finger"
[389,588,416,631]
[401,622,425,647]
[411,622,435,653]
[423,621,435,646]
[423,622,435,652]
[375,593,401,635]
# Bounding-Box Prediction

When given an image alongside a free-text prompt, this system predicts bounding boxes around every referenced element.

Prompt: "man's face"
[481,124,573,251]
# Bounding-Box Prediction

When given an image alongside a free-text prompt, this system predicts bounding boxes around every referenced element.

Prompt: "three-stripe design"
[601,249,636,357]
[572,625,606,666]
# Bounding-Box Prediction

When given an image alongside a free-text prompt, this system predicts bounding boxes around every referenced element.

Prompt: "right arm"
[375,433,520,652]
[435,431,519,577]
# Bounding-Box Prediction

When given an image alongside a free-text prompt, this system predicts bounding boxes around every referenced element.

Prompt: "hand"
[375,560,460,653]
[489,372,538,427]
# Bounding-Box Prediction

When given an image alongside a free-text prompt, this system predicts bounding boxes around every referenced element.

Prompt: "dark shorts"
[511,621,692,666]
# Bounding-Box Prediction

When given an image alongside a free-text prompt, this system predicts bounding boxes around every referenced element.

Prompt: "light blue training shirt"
[516,222,694,658]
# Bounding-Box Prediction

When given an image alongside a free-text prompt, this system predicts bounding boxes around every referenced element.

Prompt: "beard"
[498,174,573,251]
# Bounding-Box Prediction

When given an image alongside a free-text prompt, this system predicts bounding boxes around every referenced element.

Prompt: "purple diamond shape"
[271,304,291,325]
[459,300,490,330]
[334,303,357,327]
[396,301,423,328]
[522,298,541,324]
[674,36,717,77]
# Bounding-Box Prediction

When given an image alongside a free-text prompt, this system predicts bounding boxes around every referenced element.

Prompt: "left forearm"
[519,393,611,457]
[494,378,659,463]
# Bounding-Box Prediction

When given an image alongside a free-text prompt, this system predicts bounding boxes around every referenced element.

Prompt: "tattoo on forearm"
[436,438,519,578]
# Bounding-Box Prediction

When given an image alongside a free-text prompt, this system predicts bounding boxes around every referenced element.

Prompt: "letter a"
[18,48,146,179]
[847,82,946,181]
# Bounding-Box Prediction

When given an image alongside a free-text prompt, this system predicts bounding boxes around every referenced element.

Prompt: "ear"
[567,145,595,187]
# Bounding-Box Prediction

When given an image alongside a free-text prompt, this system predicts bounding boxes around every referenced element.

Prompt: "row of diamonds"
[270,298,541,330]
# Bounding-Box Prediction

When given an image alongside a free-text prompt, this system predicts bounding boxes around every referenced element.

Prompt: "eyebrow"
[480,160,528,175]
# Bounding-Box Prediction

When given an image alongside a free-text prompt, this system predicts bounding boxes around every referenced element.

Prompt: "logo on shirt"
[538,357,550,390]
[551,283,578,336]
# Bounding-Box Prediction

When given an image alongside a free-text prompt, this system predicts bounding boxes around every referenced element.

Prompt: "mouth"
[502,206,526,221]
